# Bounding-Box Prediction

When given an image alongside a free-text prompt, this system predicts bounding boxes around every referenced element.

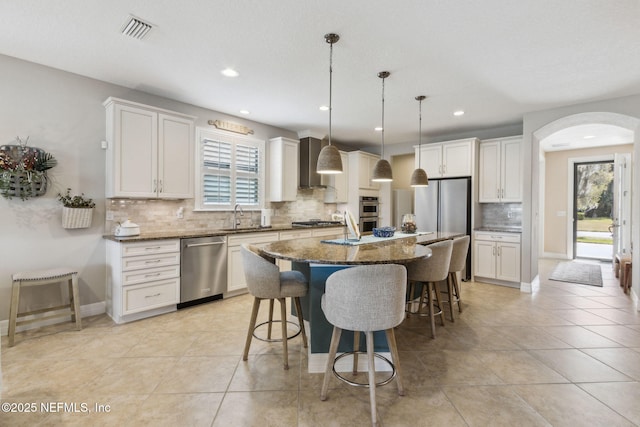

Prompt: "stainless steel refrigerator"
[415,177,471,278]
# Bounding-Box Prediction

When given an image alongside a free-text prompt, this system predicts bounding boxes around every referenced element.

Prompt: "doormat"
[549,261,603,287]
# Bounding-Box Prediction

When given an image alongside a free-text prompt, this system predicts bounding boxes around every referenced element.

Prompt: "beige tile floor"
[1,259,639,426]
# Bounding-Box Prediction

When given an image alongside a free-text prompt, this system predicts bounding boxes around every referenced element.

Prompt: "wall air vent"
[121,15,153,40]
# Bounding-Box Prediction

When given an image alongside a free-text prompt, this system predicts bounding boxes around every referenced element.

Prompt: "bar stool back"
[8,268,81,347]
[241,244,308,370]
[444,235,470,321]
[320,264,407,427]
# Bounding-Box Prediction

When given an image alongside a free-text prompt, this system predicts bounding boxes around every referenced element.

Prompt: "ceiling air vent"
[121,15,153,40]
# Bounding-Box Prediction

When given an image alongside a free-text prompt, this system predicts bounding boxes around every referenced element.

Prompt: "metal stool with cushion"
[320,264,407,427]
[406,239,453,338]
[241,244,308,370]
[8,268,81,347]
[443,235,470,322]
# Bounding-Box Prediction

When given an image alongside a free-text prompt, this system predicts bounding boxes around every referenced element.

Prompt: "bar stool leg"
[293,297,308,348]
[8,280,20,347]
[385,328,404,396]
[70,274,82,330]
[452,272,463,313]
[267,299,275,340]
[321,326,342,401]
[279,298,289,370]
[366,331,378,426]
[432,281,446,327]
[446,275,456,322]
[243,297,261,361]
[428,282,436,339]
[352,331,361,374]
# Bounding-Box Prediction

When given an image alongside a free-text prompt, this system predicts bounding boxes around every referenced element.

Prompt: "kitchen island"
[259,231,462,372]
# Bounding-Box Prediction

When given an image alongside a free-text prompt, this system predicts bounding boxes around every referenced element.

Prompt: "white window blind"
[196,129,264,210]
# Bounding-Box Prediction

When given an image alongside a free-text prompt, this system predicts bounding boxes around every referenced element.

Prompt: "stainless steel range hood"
[299,136,326,187]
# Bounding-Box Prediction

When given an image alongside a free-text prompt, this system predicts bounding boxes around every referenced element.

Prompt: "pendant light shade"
[410,95,429,187]
[372,71,393,182]
[316,33,343,174]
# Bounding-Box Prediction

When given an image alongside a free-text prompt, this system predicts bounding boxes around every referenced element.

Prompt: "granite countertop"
[102,223,346,242]
[474,226,522,233]
[259,231,463,265]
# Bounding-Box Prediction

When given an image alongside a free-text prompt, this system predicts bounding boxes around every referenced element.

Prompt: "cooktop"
[291,220,344,228]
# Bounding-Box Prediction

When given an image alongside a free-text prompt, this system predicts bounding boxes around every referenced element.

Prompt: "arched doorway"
[534,112,637,266]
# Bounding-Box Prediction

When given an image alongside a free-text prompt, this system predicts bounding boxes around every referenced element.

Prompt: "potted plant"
[57,188,95,229]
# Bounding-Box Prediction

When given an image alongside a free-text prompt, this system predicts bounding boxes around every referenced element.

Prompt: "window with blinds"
[196,129,264,210]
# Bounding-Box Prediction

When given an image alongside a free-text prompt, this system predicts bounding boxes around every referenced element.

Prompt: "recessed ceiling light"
[239,109,250,115]
[221,68,239,77]
[453,110,465,116]
[374,127,383,132]
[319,105,329,111]
[583,135,596,139]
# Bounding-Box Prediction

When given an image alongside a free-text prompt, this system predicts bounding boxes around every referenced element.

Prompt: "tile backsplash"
[479,203,522,228]
[104,188,337,234]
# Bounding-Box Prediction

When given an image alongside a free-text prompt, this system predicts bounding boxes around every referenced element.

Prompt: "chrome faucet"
[233,204,244,230]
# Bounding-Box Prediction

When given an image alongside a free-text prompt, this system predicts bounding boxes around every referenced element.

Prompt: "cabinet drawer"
[123,278,179,315]
[312,227,345,238]
[122,265,180,286]
[121,239,180,257]
[280,230,312,240]
[122,252,180,271]
[474,232,520,243]
[228,232,279,247]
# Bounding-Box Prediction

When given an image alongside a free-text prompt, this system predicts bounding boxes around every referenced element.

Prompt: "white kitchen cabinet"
[415,138,476,178]
[106,239,181,324]
[227,232,280,295]
[348,151,380,191]
[473,232,520,283]
[478,136,522,203]
[104,97,196,199]
[269,137,299,202]
[322,150,349,203]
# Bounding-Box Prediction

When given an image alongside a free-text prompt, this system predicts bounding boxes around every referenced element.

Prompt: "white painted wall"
[0,54,297,323]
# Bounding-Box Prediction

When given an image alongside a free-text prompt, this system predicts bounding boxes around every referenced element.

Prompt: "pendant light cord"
[381,75,386,159]
[328,41,333,146]
[418,97,422,165]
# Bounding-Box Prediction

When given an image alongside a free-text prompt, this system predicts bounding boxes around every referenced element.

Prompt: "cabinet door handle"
[145,272,161,278]
[159,180,163,193]
[145,259,162,264]
[145,246,162,251]
[497,188,500,198]
[153,179,157,192]
[145,293,161,298]
[501,188,504,198]
[492,247,496,256]
[498,247,502,256]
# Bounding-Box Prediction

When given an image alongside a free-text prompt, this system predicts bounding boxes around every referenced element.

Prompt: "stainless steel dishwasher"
[179,236,227,308]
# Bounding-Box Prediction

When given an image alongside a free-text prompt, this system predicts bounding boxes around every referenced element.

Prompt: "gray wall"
[0,54,296,323]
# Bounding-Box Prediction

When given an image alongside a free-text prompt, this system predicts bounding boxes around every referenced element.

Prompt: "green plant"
[57,188,95,208]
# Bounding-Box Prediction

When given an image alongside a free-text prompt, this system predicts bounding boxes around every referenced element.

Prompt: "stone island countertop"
[259,231,462,265]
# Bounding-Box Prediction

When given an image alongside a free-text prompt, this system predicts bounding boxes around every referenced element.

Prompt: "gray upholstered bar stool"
[406,239,453,338]
[320,264,406,427]
[443,235,470,322]
[241,244,308,370]
[8,268,81,347]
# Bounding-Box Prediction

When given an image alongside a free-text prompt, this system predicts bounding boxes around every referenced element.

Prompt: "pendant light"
[410,95,429,187]
[371,71,393,182]
[316,33,343,174]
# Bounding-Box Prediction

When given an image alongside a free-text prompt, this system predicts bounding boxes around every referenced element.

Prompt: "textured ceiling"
[1,0,639,148]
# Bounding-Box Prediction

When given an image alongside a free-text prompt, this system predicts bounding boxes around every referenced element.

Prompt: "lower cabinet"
[226,232,280,294]
[106,239,180,324]
[473,232,521,284]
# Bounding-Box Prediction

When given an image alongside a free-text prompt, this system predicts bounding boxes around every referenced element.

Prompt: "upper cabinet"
[478,136,522,203]
[415,138,476,178]
[268,137,299,202]
[349,151,380,191]
[104,98,196,199]
[322,150,349,203]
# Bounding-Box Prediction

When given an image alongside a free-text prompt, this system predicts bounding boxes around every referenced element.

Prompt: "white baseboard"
[520,274,540,293]
[0,301,105,336]
[542,252,571,260]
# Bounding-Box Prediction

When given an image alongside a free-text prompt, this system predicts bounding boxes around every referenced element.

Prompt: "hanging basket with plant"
[0,137,57,200]
[58,188,96,229]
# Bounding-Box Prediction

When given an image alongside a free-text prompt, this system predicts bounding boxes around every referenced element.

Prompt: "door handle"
[185,241,226,248]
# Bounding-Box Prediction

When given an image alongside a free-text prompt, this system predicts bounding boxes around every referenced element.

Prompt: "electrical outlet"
[106,210,114,221]
[176,207,184,219]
